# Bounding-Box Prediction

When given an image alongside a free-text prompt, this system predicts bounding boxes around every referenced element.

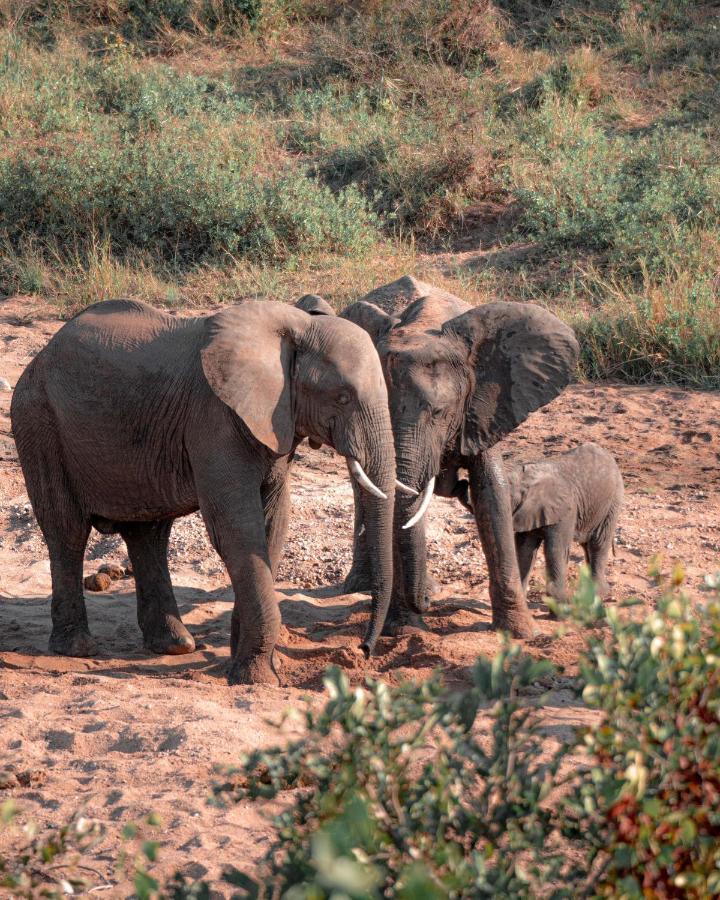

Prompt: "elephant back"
[358,275,466,316]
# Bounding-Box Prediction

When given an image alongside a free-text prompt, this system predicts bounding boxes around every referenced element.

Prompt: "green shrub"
[508,106,720,276]
[213,644,568,897]
[196,570,720,898]
[561,569,720,897]
[578,291,720,387]
[0,131,378,262]
[0,801,104,897]
[5,569,720,897]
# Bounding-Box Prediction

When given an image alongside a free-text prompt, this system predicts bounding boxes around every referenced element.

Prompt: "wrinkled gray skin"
[298,277,579,638]
[11,299,396,685]
[507,442,624,602]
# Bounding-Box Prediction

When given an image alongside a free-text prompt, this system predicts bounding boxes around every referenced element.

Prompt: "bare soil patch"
[1,296,718,893]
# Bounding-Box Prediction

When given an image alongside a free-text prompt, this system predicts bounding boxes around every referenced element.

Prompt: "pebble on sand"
[0,377,11,391]
[98,563,126,580]
[84,572,112,592]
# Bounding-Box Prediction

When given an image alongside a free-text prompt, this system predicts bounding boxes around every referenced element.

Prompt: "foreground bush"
[214,643,565,897]
[205,570,720,898]
[0,802,104,897]
[564,570,720,897]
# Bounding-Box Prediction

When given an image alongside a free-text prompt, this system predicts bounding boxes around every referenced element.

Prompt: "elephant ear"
[294,294,335,317]
[511,463,572,532]
[201,301,309,455]
[340,301,395,345]
[443,302,579,455]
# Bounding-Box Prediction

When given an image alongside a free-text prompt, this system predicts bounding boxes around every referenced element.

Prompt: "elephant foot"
[143,616,195,656]
[49,626,98,658]
[381,609,426,638]
[227,654,279,686]
[491,605,538,640]
[343,568,372,594]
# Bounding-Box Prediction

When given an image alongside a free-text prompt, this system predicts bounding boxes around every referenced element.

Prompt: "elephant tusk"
[395,479,419,496]
[348,459,387,501]
[402,477,435,530]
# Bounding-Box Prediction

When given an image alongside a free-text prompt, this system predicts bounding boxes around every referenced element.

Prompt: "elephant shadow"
[0,586,231,681]
[0,582,563,689]
[0,583,377,684]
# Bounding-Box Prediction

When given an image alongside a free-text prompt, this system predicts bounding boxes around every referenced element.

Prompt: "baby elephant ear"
[511,463,572,532]
[340,300,394,344]
[444,302,579,455]
[201,301,309,455]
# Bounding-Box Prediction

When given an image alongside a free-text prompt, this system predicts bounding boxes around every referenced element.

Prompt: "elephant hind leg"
[119,519,195,655]
[585,522,616,599]
[16,422,95,656]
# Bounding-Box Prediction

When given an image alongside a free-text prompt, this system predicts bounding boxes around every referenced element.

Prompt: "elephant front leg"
[120,520,195,655]
[262,474,291,580]
[543,521,573,603]
[469,449,536,639]
[199,477,280,686]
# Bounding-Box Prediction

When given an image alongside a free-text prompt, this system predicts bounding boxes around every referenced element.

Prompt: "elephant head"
[201,300,396,655]
[344,292,579,615]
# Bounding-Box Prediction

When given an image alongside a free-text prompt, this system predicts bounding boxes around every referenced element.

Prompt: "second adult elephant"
[342,277,580,639]
[11,300,396,684]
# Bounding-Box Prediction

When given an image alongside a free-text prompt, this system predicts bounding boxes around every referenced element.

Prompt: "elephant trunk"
[351,409,395,657]
[393,445,431,614]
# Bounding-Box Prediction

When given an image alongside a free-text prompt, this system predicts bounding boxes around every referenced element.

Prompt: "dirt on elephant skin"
[0,295,719,893]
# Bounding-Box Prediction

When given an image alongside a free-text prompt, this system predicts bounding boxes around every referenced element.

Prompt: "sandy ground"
[1,295,719,895]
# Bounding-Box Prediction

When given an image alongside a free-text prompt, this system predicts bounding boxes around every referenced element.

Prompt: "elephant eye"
[337,391,351,406]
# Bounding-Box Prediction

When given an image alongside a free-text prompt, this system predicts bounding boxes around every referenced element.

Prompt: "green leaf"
[142,840,160,862]
[396,862,446,899]
[134,870,159,900]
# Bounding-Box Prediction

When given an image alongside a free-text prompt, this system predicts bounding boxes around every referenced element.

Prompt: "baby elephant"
[507,443,623,601]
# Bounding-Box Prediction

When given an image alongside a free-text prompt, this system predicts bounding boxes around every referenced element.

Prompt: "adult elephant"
[340,276,579,639]
[11,299,396,684]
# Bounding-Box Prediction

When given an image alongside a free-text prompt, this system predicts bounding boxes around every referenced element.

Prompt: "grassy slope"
[0,0,718,384]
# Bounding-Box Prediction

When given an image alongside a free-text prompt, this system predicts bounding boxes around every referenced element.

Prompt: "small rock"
[84,572,112,592]
[98,563,125,581]
[0,377,11,391]
[0,771,19,789]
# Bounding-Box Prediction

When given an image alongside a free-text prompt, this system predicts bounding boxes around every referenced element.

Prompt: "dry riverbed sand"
[1,296,719,893]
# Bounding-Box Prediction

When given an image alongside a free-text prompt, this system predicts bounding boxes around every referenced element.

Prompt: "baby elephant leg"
[515,530,542,594]
[584,528,615,599]
[542,521,574,604]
